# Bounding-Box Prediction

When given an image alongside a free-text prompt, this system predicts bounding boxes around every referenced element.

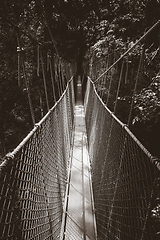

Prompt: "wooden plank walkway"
[63,77,97,239]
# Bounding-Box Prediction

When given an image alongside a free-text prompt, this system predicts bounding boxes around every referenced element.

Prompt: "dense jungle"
[0,0,160,157]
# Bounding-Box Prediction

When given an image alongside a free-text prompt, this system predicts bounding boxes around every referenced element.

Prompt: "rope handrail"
[84,76,160,240]
[94,20,160,83]
[0,77,73,168]
[88,76,159,168]
[0,75,75,240]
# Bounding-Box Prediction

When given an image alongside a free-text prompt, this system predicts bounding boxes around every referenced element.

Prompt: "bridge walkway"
[63,77,97,239]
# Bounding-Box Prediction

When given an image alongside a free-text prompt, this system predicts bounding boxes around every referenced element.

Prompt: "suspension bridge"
[1,20,160,240]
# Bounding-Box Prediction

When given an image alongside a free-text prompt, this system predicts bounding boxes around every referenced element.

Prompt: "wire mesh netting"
[0,79,75,240]
[84,79,160,240]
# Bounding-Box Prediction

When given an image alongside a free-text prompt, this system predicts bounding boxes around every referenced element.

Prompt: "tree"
[0,0,160,156]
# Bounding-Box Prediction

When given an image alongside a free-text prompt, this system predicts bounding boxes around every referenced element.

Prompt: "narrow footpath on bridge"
[62,77,97,240]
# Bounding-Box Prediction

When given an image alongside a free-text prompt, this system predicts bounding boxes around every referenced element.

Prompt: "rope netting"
[84,78,160,240]
[0,78,75,239]
[84,20,160,240]
[1,15,160,239]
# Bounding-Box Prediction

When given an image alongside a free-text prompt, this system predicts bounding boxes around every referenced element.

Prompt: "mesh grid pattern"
[0,79,75,240]
[64,215,83,240]
[84,78,160,240]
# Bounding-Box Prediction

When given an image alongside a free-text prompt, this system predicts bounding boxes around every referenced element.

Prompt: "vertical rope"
[17,32,35,126]
[54,56,61,98]
[62,62,66,90]
[37,45,40,77]
[106,51,144,231]
[47,50,50,72]
[40,47,50,112]
[58,57,63,94]
[64,62,69,85]
[113,59,124,114]
[17,43,21,87]
[106,131,128,234]
[101,55,110,99]
[81,106,86,240]
[49,55,56,103]
[59,60,64,93]
[37,87,44,118]
[89,57,93,78]
[99,60,105,98]
[39,128,55,239]
[127,46,145,126]
[36,1,58,55]
[140,176,157,240]
[106,52,115,106]
[124,56,129,84]
[66,63,70,80]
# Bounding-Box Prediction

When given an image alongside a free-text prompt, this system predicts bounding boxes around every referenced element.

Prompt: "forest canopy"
[0,0,160,156]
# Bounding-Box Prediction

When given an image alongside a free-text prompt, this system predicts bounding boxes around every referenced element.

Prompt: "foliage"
[131,75,160,157]
[0,0,160,156]
[133,76,160,124]
[0,0,160,233]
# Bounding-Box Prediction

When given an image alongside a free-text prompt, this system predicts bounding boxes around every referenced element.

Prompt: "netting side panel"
[106,130,158,240]
[67,80,75,146]
[95,118,125,240]
[84,79,160,240]
[0,134,53,240]
[0,80,75,240]
[85,81,95,140]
